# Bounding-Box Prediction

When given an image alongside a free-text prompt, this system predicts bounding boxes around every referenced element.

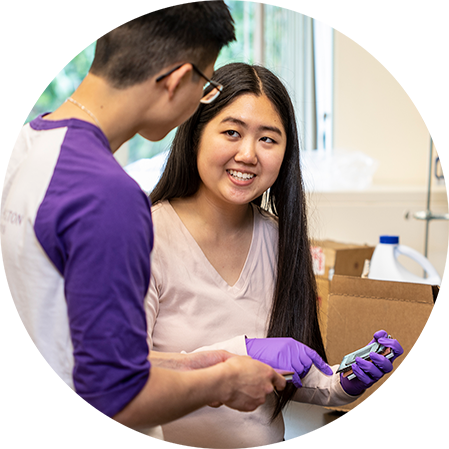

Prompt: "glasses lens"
[200,85,222,104]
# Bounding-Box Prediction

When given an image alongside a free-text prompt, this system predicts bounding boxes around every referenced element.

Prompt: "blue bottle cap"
[380,235,399,244]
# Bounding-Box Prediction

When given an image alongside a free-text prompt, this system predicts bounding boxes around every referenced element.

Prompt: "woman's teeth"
[228,170,255,180]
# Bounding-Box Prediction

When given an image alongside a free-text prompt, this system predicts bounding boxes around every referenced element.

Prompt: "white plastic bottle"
[368,235,441,285]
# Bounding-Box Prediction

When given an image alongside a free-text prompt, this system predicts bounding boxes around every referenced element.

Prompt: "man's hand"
[213,356,286,412]
[149,350,286,411]
[114,355,286,429]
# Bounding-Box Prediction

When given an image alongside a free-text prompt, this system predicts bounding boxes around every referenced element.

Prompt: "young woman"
[146,63,403,447]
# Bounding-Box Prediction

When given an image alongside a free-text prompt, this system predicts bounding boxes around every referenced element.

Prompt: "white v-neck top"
[145,200,355,448]
[146,201,277,354]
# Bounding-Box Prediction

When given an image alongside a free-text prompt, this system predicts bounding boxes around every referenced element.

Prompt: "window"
[129,0,333,162]
[0,0,333,162]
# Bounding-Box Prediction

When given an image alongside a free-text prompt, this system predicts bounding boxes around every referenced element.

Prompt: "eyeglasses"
[155,63,223,104]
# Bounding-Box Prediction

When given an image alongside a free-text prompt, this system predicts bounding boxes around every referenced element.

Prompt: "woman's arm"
[292,364,360,406]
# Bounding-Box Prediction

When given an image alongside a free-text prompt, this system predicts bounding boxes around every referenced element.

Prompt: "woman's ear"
[163,64,194,100]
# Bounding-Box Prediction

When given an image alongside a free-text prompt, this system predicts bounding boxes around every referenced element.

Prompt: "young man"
[1,2,285,439]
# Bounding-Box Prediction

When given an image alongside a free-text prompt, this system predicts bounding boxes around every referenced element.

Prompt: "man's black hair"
[90,1,235,88]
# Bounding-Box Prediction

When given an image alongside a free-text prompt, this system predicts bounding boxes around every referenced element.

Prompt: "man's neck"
[43,73,164,153]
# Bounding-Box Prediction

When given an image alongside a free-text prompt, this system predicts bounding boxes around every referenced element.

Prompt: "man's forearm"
[113,356,286,431]
[113,365,225,430]
[149,349,236,371]
[148,351,188,369]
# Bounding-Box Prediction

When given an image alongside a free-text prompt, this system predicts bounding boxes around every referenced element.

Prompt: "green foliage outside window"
[0,0,285,162]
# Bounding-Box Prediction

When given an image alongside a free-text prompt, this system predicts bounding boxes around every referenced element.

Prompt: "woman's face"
[196,93,287,207]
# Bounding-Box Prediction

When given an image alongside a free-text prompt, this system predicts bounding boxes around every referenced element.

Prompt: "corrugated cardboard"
[327,276,449,449]
[317,278,330,343]
[313,240,375,343]
[324,275,437,412]
[312,240,375,279]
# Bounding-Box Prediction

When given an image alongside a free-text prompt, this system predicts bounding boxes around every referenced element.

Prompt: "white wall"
[333,31,434,187]
[308,187,448,279]
[309,29,448,279]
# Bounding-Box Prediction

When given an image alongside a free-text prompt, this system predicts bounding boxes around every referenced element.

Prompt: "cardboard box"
[326,276,449,449]
[311,240,375,280]
[312,240,375,343]
[324,275,438,412]
[317,277,331,343]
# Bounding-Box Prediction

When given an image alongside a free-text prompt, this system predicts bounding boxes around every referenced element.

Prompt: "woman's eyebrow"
[220,116,283,136]
[260,125,283,136]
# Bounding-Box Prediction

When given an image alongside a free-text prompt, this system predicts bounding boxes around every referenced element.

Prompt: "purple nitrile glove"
[340,330,404,396]
[246,337,333,388]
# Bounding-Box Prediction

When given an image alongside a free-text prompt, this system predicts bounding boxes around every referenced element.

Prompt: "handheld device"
[274,368,294,381]
[337,335,394,380]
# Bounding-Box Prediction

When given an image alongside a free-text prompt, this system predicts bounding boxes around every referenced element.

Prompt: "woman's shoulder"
[149,200,185,254]
[151,200,170,216]
[150,200,177,232]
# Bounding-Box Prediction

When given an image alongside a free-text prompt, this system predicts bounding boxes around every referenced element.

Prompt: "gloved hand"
[246,337,333,388]
[340,330,404,396]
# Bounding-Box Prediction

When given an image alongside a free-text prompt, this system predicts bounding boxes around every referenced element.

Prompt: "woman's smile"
[226,169,256,184]
[196,93,286,207]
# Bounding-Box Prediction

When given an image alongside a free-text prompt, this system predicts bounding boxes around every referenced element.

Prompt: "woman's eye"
[260,136,276,144]
[225,130,240,137]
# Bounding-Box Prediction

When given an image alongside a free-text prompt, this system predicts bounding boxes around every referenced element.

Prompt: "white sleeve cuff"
[187,335,248,356]
[293,364,362,406]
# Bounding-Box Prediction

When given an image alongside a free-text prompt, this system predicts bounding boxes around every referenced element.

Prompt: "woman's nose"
[234,139,257,165]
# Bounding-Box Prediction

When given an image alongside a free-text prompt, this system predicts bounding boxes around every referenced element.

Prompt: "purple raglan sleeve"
[35,125,153,417]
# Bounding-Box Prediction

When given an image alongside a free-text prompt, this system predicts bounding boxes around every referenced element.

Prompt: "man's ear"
[163,64,193,100]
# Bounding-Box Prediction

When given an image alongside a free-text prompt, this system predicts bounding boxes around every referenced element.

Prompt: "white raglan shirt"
[2,116,161,438]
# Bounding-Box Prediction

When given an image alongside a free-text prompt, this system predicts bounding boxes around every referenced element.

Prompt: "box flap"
[327,275,435,364]
[312,239,372,250]
[333,248,375,277]
[330,275,435,304]
[312,241,374,279]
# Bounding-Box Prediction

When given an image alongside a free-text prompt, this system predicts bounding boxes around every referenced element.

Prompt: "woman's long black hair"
[151,63,326,419]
